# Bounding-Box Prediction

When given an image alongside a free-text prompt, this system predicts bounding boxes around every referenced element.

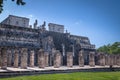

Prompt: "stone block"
[54,50,61,68]
[67,52,73,67]
[0,48,1,67]
[13,49,19,68]
[99,53,105,66]
[116,54,120,66]
[7,49,12,67]
[79,50,84,67]
[89,52,95,67]
[38,49,45,68]
[44,52,49,67]
[20,48,28,69]
[1,48,7,69]
[29,50,34,67]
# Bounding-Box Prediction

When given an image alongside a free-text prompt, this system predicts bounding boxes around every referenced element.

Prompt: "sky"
[0,0,120,48]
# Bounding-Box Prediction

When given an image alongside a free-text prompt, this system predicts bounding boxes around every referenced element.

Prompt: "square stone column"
[44,52,49,67]
[78,50,84,67]
[67,52,73,67]
[1,48,7,69]
[116,54,120,66]
[99,53,105,66]
[0,48,1,67]
[13,49,19,68]
[29,50,34,67]
[20,48,28,69]
[109,54,114,66]
[107,55,112,66]
[38,49,45,68]
[54,50,61,68]
[89,52,95,67]
[105,54,109,65]
[113,55,117,65]
[7,49,12,67]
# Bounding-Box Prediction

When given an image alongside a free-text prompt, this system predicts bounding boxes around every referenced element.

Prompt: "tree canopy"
[0,0,25,13]
[97,42,120,54]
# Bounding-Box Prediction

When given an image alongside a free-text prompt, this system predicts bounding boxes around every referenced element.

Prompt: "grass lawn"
[0,72,120,80]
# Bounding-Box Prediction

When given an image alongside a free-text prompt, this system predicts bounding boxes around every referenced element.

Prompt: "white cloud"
[75,20,82,25]
[28,14,34,18]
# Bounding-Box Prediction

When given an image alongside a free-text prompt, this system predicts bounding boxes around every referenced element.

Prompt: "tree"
[0,0,25,13]
[97,42,120,54]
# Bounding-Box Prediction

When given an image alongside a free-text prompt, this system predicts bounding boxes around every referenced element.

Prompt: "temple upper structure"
[1,15,29,27]
[0,15,95,65]
[48,23,64,33]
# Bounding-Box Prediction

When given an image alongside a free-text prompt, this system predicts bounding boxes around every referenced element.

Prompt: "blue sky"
[0,0,120,48]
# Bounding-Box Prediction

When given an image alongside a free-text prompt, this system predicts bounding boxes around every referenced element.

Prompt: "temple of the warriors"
[0,15,120,69]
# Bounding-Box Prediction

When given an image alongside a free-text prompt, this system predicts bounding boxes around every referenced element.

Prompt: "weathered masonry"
[0,47,120,69]
[0,15,119,69]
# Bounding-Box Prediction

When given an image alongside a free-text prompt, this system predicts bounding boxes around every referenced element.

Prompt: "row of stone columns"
[98,53,120,66]
[66,51,120,67]
[67,50,95,67]
[0,48,29,69]
[0,48,120,69]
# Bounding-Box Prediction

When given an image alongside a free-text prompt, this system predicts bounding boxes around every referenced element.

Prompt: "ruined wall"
[0,24,39,48]
[0,24,96,68]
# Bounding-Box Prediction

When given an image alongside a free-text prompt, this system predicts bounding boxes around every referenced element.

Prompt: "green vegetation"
[1,72,120,80]
[97,42,120,54]
[0,0,25,13]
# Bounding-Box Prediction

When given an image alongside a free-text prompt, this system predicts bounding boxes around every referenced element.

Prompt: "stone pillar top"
[39,49,44,52]
[90,51,95,54]
[44,51,49,54]
[14,48,19,53]
[67,52,73,54]
[56,50,60,53]
[80,49,84,53]
[21,48,27,51]
[52,48,56,53]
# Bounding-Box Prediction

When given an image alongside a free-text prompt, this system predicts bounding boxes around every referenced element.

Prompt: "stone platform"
[0,65,120,78]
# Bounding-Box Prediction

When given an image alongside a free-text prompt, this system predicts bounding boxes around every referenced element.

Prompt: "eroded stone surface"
[54,50,61,68]
[44,52,49,67]
[116,54,120,66]
[99,53,105,66]
[38,49,45,68]
[67,52,73,67]
[7,49,12,67]
[20,48,28,69]
[89,52,95,67]
[0,48,1,67]
[1,48,7,69]
[13,49,19,68]
[29,50,34,67]
[79,50,84,67]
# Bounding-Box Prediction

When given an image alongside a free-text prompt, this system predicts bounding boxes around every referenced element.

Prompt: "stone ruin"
[0,15,120,70]
[0,47,120,69]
